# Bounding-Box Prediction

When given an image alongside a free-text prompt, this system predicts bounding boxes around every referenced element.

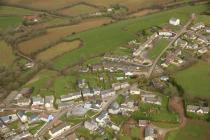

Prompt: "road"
[147,13,195,78]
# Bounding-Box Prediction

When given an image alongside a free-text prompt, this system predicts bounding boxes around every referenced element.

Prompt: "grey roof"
[45,96,54,103]
[32,96,44,103]
[97,111,108,120]
[50,123,69,134]
[19,88,33,95]
[145,126,155,137]
[110,102,120,110]
[17,111,25,118]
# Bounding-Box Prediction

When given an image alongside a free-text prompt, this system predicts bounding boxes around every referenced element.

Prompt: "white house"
[32,96,44,107]
[82,88,94,97]
[84,120,98,131]
[60,92,81,102]
[130,87,141,95]
[92,88,101,95]
[17,111,28,123]
[169,18,180,26]
[158,31,173,37]
[49,123,71,138]
[45,96,54,109]
[95,111,109,126]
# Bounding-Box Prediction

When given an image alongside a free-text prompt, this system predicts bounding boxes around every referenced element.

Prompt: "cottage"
[28,114,39,124]
[169,18,180,26]
[187,105,209,114]
[96,111,109,126]
[108,102,120,114]
[49,123,71,138]
[100,89,116,99]
[0,114,18,123]
[145,126,155,140]
[60,92,81,102]
[32,96,44,107]
[45,96,54,109]
[16,98,31,106]
[191,22,205,31]
[84,120,98,131]
[17,111,27,123]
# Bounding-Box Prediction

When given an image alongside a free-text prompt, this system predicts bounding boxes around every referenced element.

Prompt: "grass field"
[0,16,22,30]
[18,17,111,55]
[36,40,81,61]
[0,6,39,16]
[59,4,98,16]
[174,61,210,99]
[52,4,209,69]
[148,38,169,60]
[0,41,15,67]
[165,120,210,140]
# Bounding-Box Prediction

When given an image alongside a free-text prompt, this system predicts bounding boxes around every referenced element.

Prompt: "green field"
[0,6,39,16]
[166,120,210,140]
[0,16,22,30]
[0,41,15,67]
[174,61,210,99]
[148,38,169,60]
[52,4,209,70]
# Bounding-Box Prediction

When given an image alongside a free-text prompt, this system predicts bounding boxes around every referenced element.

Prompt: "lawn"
[36,40,81,61]
[165,120,210,140]
[18,17,111,55]
[174,61,210,99]
[0,41,15,67]
[52,4,209,70]
[28,121,45,134]
[59,4,98,16]
[0,16,22,30]
[148,38,169,60]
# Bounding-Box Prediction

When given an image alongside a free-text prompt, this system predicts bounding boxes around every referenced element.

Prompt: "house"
[32,96,44,107]
[112,83,121,91]
[120,101,137,112]
[158,31,173,37]
[169,18,180,26]
[139,120,149,127]
[100,89,116,99]
[68,105,88,116]
[92,64,103,72]
[23,15,40,22]
[39,113,50,122]
[191,22,205,31]
[0,114,18,123]
[197,36,209,44]
[186,44,198,50]
[141,94,161,105]
[82,88,94,97]
[198,47,208,54]
[17,111,28,123]
[184,31,197,40]
[49,123,71,138]
[25,62,34,69]
[120,82,130,89]
[160,76,169,81]
[6,131,31,140]
[16,98,31,106]
[108,102,120,114]
[45,96,54,109]
[28,114,39,124]
[96,111,109,126]
[84,120,98,131]
[0,120,10,134]
[84,100,102,111]
[130,87,141,95]
[57,101,74,109]
[19,88,33,96]
[186,105,209,114]
[80,66,89,73]
[92,88,101,95]
[111,124,120,131]
[60,92,81,102]
[145,126,155,140]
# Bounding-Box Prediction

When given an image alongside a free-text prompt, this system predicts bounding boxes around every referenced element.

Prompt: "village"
[0,14,210,140]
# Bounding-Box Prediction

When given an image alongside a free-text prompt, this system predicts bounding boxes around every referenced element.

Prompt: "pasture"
[36,40,81,61]
[0,16,22,30]
[0,6,39,16]
[58,4,98,16]
[174,61,210,99]
[52,4,209,69]
[18,17,112,55]
[165,120,210,140]
[0,41,15,67]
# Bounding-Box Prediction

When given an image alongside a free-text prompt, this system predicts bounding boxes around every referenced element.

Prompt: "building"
[49,123,71,138]
[130,87,141,95]
[60,92,82,102]
[139,120,149,127]
[100,89,116,99]
[82,88,94,97]
[0,114,18,123]
[32,96,44,107]
[6,131,31,140]
[198,47,208,54]
[141,94,161,105]
[95,111,109,126]
[17,111,28,123]
[186,105,209,114]
[28,114,39,124]
[206,27,210,33]
[191,22,205,31]
[78,79,87,89]
[174,38,188,48]
[92,88,101,95]
[145,126,155,140]
[19,88,33,96]
[57,101,74,109]
[112,83,121,91]
[120,101,137,112]
[16,98,31,106]
[108,102,120,114]
[23,15,40,22]
[158,31,173,37]
[68,105,88,116]
[45,96,54,109]
[169,18,180,26]
[84,120,98,131]
[120,82,130,89]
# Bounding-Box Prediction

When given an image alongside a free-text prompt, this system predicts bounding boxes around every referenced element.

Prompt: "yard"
[0,41,15,67]
[36,40,81,61]
[174,61,210,99]
[58,4,98,16]
[165,120,210,140]
[52,4,209,69]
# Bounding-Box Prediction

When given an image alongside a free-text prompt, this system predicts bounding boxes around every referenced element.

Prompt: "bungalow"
[145,126,155,140]
[187,105,209,114]
[44,96,54,109]
[169,18,180,26]
[16,98,31,106]
[100,89,116,99]
[60,92,82,102]
[84,120,98,132]
[108,102,120,114]
[191,22,205,31]
[130,87,141,95]
[49,123,71,138]
[95,111,109,126]
[0,114,18,123]
[17,111,28,123]
[82,88,94,97]
[32,96,44,107]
